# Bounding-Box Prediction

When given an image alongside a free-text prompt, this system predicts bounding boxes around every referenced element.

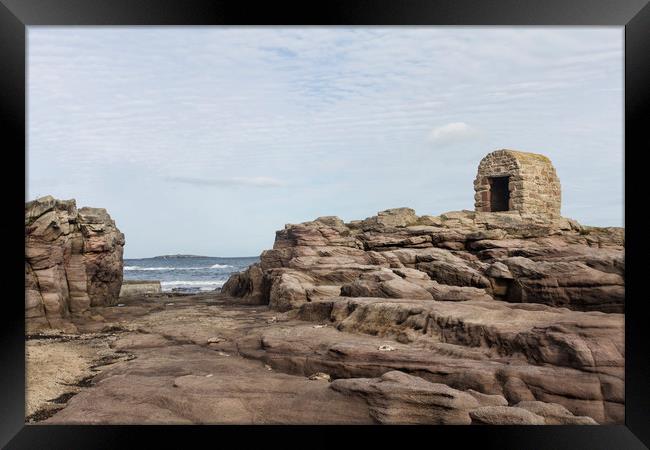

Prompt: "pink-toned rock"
[470,406,546,425]
[220,207,624,424]
[330,370,479,424]
[223,208,623,313]
[25,196,124,331]
[515,400,598,425]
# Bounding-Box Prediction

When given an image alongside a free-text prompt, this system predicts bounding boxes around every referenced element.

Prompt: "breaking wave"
[125,265,233,271]
[160,280,226,292]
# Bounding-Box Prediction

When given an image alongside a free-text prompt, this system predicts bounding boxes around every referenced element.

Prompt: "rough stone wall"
[474,150,561,216]
[25,196,125,330]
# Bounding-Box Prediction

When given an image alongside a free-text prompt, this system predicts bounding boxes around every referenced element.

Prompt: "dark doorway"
[489,176,510,212]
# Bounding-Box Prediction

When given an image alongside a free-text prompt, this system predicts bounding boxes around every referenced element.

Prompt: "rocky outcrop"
[222,207,624,424]
[223,208,623,313]
[25,196,125,331]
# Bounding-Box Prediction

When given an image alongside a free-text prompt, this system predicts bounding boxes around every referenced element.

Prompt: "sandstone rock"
[223,208,623,312]
[286,297,622,423]
[331,371,479,424]
[466,389,509,407]
[220,206,623,424]
[515,400,598,425]
[268,270,315,312]
[340,269,433,300]
[221,263,267,305]
[502,256,624,312]
[427,281,493,302]
[358,208,419,230]
[470,406,546,425]
[25,196,124,330]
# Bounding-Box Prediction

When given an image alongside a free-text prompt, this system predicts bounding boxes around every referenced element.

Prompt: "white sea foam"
[125,265,233,271]
[161,280,226,286]
[160,280,226,292]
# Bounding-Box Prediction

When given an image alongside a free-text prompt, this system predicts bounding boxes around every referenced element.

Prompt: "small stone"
[378,345,395,351]
[166,302,175,306]
[217,352,230,357]
[313,324,327,329]
[308,372,331,382]
[264,364,273,371]
[205,374,213,378]
[267,316,278,323]
[117,304,125,307]
[207,337,224,344]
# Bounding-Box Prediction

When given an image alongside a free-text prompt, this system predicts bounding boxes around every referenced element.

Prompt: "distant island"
[153,254,212,259]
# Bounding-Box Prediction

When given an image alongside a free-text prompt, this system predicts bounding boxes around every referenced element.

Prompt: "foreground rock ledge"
[222,207,624,424]
[30,295,601,425]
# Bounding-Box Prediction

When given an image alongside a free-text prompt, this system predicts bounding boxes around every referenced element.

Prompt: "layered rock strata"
[25,196,125,331]
[223,208,623,313]
[223,207,624,423]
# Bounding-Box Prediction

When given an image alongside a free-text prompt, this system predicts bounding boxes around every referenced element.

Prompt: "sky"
[27,27,624,258]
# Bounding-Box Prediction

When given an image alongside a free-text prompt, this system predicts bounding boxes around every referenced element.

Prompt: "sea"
[123,255,259,293]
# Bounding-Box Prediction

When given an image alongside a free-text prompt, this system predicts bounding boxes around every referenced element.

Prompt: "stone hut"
[474,149,561,216]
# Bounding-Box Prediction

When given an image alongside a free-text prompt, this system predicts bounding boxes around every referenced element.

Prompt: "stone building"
[474,149,561,216]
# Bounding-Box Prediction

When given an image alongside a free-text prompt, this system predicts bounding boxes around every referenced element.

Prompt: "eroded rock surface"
[26,196,125,331]
[223,208,623,313]
[32,295,604,425]
[221,208,624,424]
[28,207,624,425]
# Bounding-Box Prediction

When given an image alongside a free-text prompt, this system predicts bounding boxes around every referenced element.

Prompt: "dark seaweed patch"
[48,391,77,404]
[26,406,64,423]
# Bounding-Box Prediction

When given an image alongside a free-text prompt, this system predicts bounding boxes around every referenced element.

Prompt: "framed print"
[1,0,649,448]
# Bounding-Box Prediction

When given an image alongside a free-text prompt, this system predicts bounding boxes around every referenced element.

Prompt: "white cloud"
[427,122,478,144]
[26,27,623,256]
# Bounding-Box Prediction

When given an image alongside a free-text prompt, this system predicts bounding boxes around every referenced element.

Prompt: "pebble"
[308,372,331,382]
[264,364,273,371]
[207,337,224,344]
[117,304,125,307]
[166,303,175,306]
[217,352,230,357]
[313,324,327,329]
[266,316,278,323]
[205,374,213,378]
[378,345,395,351]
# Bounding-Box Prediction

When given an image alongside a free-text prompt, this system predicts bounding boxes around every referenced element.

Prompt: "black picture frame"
[1,1,648,448]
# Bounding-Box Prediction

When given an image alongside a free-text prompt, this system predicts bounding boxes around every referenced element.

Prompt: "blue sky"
[27,27,623,258]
